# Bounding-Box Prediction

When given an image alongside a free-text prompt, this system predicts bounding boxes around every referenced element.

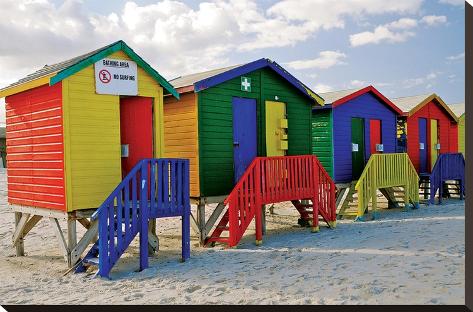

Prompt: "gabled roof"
[391,93,458,122]
[314,85,403,115]
[448,102,465,118]
[169,58,324,105]
[0,40,179,99]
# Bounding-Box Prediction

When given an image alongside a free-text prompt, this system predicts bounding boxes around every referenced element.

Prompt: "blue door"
[419,118,428,173]
[232,97,257,183]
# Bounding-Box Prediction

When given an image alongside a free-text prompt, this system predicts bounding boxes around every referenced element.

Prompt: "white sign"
[420,143,425,150]
[352,143,359,152]
[95,58,138,95]
[376,144,384,152]
[241,76,251,92]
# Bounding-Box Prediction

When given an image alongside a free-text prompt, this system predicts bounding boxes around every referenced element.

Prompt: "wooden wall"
[198,67,312,197]
[163,93,200,197]
[5,84,66,210]
[62,50,164,211]
[406,99,458,173]
[311,108,333,178]
[331,92,398,183]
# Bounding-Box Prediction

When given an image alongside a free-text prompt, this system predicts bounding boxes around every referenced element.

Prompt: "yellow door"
[265,101,288,156]
[430,119,439,169]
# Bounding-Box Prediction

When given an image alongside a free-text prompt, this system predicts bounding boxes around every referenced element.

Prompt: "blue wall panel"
[332,93,398,183]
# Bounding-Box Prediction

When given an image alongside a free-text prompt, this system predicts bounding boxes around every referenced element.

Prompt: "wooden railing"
[90,158,190,278]
[428,153,465,204]
[355,153,419,219]
[209,155,336,247]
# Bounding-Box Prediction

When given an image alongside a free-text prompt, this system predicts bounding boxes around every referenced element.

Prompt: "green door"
[351,118,365,180]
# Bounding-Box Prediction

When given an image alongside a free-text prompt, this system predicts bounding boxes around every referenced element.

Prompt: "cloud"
[0,0,426,89]
[350,15,447,47]
[420,15,448,26]
[350,24,416,47]
[313,83,335,93]
[439,0,465,6]
[402,71,440,89]
[285,51,347,70]
[446,52,465,61]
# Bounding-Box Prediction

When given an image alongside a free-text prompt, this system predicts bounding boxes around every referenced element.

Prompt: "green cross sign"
[241,77,251,92]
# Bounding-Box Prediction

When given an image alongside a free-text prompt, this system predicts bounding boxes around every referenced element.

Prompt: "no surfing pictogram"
[99,69,111,84]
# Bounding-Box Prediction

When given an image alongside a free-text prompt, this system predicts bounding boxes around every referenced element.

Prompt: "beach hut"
[0,40,190,274]
[449,103,465,157]
[392,94,458,174]
[164,58,323,199]
[163,58,335,245]
[312,86,403,184]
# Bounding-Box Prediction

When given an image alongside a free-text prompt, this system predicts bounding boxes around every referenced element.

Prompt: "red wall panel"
[5,83,66,211]
[406,99,458,173]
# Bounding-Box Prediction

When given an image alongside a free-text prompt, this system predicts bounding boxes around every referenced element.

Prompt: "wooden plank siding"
[5,83,66,210]
[311,109,333,178]
[198,67,312,197]
[62,50,165,211]
[458,114,465,156]
[406,99,458,173]
[330,92,398,183]
[163,93,200,197]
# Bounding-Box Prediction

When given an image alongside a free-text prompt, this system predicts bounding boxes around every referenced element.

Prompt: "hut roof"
[0,40,179,99]
[169,58,324,105]
[391,94,458,122]
[448,102,465,118]
[315,85,403,115]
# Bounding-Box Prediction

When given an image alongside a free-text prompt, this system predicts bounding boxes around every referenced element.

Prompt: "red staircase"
[205,156,336,248]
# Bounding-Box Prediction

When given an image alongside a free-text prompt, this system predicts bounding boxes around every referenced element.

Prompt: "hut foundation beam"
[14,212,26,256]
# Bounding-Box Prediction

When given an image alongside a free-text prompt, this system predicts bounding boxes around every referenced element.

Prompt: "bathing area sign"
[95,58,138,95]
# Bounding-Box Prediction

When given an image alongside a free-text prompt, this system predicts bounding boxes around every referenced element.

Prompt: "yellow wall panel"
[163,93,200,197]
[459,115,465,156]
[63,50,166,211]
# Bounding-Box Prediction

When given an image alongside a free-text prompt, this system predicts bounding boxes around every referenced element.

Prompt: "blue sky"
[0,0,466,125]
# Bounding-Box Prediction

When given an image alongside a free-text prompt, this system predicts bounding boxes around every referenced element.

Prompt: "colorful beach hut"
[449,103,465,156]
[164,58,323,199]
[163,58,337,246]
[312,86,403,183]
[392,94,458,174]
[0,40,190,275]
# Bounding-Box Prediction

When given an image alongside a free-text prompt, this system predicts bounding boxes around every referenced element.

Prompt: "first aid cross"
[241,77,251,92]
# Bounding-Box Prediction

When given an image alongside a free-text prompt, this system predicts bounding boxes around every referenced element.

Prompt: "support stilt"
[197,202,206,246]
[14,212,25,256]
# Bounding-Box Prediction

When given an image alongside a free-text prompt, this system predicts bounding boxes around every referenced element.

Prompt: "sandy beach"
[0,169,465,305]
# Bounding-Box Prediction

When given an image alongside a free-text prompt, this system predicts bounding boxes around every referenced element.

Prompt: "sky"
[0,0,466,126]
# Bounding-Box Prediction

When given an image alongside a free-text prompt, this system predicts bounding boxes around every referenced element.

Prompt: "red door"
[120,97,153,178]
[369,120,382,155]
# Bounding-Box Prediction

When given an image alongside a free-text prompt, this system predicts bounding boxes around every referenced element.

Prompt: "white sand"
[0,169,465,304]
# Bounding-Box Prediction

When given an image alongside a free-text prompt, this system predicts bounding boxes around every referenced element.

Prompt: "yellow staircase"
[354,153,420,220]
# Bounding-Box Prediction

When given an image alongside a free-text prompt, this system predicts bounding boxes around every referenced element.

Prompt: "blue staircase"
[419,153,465,205]
[75,158,190,278]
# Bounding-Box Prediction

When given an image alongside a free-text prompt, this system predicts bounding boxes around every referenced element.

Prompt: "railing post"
[139,161,149,272]
[98,207,108,278]
[182,160,191,262]
[311,158,319,233]
[255,159,263,246]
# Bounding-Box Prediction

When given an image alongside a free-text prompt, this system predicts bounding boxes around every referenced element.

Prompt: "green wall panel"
[312,109,333,178]
[198,68,313,196]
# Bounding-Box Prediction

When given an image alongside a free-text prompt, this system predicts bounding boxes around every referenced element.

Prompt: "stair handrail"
[428,153,465,204]
[218,155,336,247]
[355,153,419,218]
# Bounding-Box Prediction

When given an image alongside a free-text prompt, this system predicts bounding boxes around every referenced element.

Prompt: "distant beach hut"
[0,126,5,168]
[392,94,458,174]
[312,86,403,184]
